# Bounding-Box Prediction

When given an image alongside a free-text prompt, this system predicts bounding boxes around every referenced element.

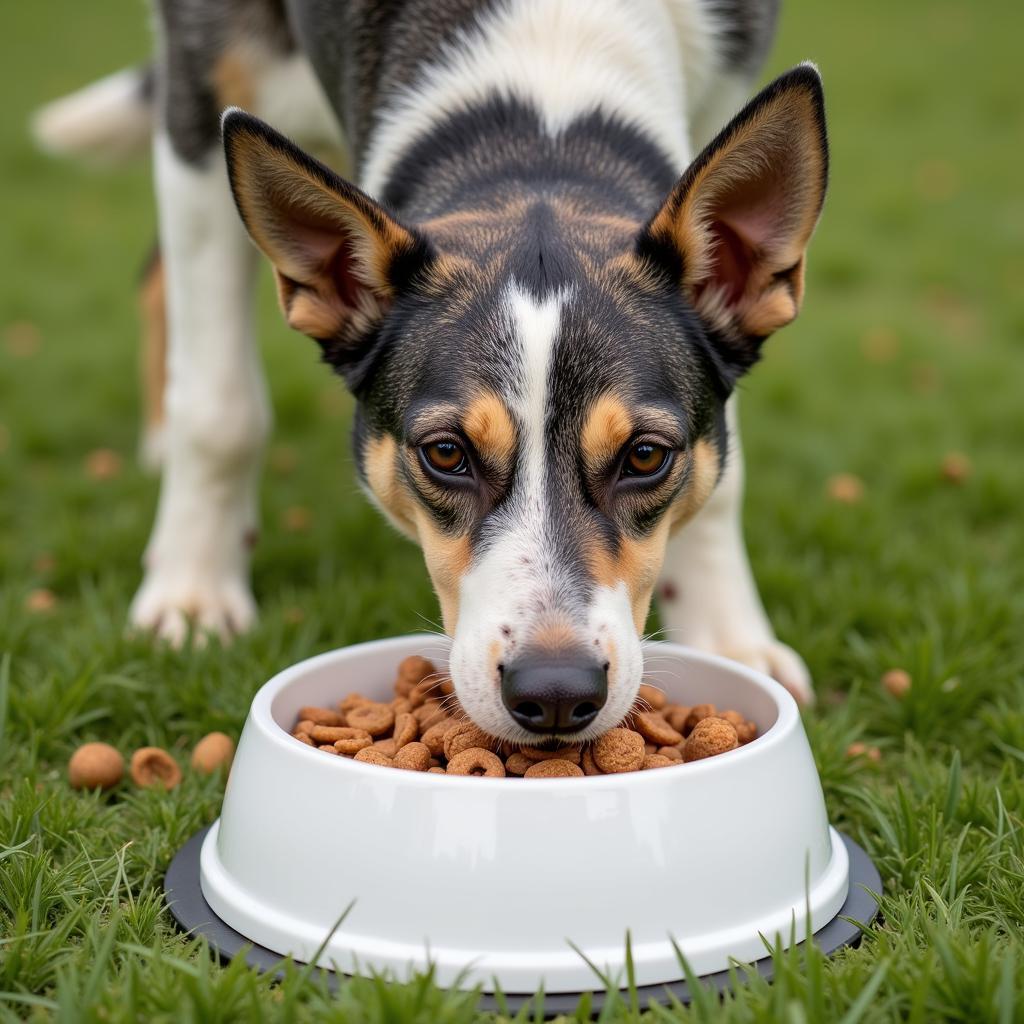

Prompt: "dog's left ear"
[222,109,434,384]
[637,64,828,375]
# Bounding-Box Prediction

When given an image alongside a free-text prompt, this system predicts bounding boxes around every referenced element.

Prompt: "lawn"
[2,0,1023,1019]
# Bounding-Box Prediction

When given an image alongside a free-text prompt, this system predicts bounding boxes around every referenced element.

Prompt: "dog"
[35,0,827,743]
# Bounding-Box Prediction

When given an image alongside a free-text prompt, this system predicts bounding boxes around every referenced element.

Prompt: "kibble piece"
[346,702,395,737]
[295,719,315,736]
[331,727,374,755]
[415,704,448,732]
[717,710,757,745]
[683,718,739,762]
[444,721,495,760]
[642,753,675,770]
[393,741,431,771]
[941,451,971,484]
[846,742,882,763]
[391,697,413,715]
[683,703,718,735]
[130,747,182,789]
[447,748,506,777]
[664,705,691,733]
[372,738,398,756]
[407,679,438,708]
[633,712,684,747]
[308,725,351,744]
[505,752,534,776]
[318,743,341,754]
[657,745,684,762]
[581,748,603,775]
[191,732,235,774]
[519,745,581,765]
[827,472,865,504]
[422,719,456,758]
[882,669,911,699]
[637,683,667,711]
[293,732,314,746]
[354,747,394,766]
[397,655,436,686]
[593,728,645,773]
[68,742,124,790]
[339,692,370,713]
[392,712,419,749]
[428,766,446,774]
[298,706,344,727]
[524,759,584,778]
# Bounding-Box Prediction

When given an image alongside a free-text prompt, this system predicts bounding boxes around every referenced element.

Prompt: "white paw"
[715,639,814,706]
[129,568,256,646]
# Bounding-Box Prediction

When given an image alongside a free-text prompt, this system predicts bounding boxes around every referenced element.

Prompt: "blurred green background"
[1,0,1023,1019]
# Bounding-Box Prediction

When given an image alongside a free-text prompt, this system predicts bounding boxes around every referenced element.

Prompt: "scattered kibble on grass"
[191,732,235,774]
[827,473,865,504]
[941,451,971,484]
[882,668,912,698]
[84,447,123,480]
[68,742,124,790]
[25,588,57,613]
[846,742,882,763]
[282,505,312,532]
[130,747,182,789]
[4,320,41,357]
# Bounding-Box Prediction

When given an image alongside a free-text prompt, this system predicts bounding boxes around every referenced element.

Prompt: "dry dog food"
[68,742,124,790]
[290,661,758,776]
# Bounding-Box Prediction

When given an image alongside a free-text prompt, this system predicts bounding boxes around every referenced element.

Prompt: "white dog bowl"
[186,636,857,994]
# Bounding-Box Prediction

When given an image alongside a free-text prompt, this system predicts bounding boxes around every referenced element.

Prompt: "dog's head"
[223,66,827,743]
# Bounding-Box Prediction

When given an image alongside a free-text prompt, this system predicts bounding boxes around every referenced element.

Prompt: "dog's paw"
[129,568,256,646]
[716,639,814,706]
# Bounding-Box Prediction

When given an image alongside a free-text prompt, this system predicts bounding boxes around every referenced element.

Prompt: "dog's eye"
[623,442,669,477]
[422,441,469,476]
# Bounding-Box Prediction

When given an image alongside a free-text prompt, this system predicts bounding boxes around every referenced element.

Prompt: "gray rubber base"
[165,826,880,1014]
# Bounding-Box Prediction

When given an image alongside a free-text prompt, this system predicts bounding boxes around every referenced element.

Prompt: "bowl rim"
[254,635,801,790]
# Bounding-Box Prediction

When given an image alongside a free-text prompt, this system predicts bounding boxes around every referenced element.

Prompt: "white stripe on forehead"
[360,0,710,197]
[505,283,562,503]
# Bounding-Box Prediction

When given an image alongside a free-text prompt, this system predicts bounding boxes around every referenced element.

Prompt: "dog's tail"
[31,65,154,165]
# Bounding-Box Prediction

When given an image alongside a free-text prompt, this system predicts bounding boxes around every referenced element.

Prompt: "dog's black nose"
[501,657,608,734]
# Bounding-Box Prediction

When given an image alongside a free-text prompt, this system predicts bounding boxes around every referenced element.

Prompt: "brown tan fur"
[413,511,471,631]
[585,519,673,632]
[362,433,418,540]
[462,392,517,474]
[668,438,721,530]
[138,252,167,438]
[580,395,633,472]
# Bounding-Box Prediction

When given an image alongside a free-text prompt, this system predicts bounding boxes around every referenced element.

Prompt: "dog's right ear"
[222,109,433,381]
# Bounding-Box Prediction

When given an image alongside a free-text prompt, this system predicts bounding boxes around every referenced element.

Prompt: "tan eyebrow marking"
[462,391,517,471]
[580,394,634,472]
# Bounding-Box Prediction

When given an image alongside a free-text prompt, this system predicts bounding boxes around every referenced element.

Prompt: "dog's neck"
[350,0,703,222]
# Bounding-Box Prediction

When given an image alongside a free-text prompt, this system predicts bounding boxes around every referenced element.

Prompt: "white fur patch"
[130,135,268,645]
[32,67,152,165]
[448,286,644,741]
[361,0,727,196]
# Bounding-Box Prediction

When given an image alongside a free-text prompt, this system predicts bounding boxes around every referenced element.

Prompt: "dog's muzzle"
[500,655,608,734]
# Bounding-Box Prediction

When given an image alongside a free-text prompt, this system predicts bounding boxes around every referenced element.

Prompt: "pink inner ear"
[696,168,790,306]
[702,220,751,305]
[329,239,362,311]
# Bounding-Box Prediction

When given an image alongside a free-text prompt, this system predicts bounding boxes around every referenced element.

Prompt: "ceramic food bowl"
[185,635,858,993]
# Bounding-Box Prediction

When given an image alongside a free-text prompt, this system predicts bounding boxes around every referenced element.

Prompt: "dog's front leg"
[657,399,813,703]
[129,132,269,644]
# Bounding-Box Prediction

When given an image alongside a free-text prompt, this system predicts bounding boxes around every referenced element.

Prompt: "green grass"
[2,0,1023,1019]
